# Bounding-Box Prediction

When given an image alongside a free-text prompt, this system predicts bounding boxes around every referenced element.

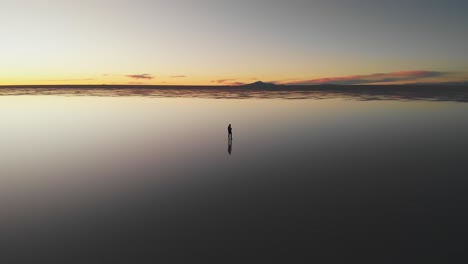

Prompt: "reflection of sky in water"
[0,91,467,262]
[1,86,468,102]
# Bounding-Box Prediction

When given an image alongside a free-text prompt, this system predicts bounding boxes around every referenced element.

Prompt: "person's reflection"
[228,138,233,155]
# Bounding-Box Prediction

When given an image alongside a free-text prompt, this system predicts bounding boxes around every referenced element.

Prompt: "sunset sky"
[1,0,468,85]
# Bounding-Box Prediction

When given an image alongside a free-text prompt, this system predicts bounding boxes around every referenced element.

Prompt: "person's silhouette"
[228,139,232,155]
[228,124,233,140]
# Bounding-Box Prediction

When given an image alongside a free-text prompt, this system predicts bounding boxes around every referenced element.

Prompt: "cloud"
[125,74,154,80]
[230,82,246,86]
[212,79,236,84]
[285,70,448,85]
[171,75,187,78]
[40,78,95,82]
[211,79,246,86]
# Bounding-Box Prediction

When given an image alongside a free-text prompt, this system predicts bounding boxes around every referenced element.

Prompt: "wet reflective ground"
[1,85,468,101]
[1,87,468,263]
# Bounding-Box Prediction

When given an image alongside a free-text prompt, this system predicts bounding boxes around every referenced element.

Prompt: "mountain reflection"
[0,86,467,102]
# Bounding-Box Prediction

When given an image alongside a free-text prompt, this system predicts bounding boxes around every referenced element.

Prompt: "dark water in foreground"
[1,88,468,263]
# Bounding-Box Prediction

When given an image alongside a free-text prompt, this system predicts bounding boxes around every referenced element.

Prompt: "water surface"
[1,88,467,263]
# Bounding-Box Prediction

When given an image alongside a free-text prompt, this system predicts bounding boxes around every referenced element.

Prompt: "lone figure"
[228,124,233,140]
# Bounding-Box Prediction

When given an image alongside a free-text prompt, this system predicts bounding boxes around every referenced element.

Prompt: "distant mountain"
[240,81,281,88]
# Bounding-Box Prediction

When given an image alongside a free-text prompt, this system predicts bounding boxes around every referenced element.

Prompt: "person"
[228,124,233,140]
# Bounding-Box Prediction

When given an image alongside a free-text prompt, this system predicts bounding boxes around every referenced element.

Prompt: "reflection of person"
[228,138,232,155]
[228,124,233,140]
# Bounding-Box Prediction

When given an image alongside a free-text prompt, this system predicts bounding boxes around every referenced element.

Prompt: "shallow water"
[1,89,467,263]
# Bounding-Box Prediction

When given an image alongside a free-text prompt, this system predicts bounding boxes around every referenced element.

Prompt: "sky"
[1,0,468,85]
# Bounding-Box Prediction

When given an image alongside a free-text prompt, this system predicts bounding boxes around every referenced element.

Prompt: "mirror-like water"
[1,88,467,263]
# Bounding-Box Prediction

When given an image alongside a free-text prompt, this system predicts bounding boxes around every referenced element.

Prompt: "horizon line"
[1,83,468,88]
